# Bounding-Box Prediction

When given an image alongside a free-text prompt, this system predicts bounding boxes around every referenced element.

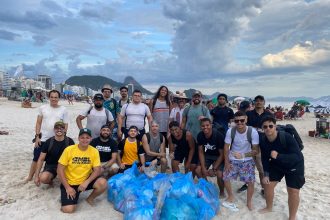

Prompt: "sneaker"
[237,184,248,193]
[222,201,239,212]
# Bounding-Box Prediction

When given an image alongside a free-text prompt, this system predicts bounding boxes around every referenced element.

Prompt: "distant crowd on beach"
[24,85,304,219]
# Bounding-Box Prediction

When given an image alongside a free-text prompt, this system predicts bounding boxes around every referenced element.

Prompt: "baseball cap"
[54,121,65,128]
[217,93,228,101]
[93,93,104,101]
[192,90,202,97]
[79,128,92,137]
[254,95,265,101]
[239,100,250,111]
[101,84,113,93]
[100,124,110,130]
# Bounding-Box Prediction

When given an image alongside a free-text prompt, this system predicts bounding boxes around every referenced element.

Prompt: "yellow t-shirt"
[58,144,101,185]
[121,139,141,165]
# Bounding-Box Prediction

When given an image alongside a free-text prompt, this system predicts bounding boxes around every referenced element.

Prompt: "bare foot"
[247,203,253,211]
[258,207,272,214]
[23,177,32,184]
[225,196,234,203]
[86,197,95,206]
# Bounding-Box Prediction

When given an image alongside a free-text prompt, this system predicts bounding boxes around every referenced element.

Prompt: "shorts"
[200,156,224,171]
[33,141,45,162]
[60,178,99,206]
[223,159,255,183]
[269,164,305,189]
[174,147,198,164]
[43,164,57,178]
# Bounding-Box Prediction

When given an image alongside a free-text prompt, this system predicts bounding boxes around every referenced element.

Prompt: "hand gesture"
[78,181,88,192]
[66,186,76,200]
[262,176,270,185]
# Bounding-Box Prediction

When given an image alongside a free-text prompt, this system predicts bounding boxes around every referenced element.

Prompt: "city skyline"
[0,0,329,97]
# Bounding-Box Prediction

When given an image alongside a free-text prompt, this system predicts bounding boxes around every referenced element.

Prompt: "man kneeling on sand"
[34,121,74,187]
[57,128,107,213]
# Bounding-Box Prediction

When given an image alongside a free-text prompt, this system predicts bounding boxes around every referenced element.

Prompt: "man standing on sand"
[210,93,234,132]
[57,128,107,213]
[34,121,74,187]
[181,90,211,140]
[117,90,153,140]
[25,90,69,183]
[222,111,259,211]
[259,116,305,220]
[102,85,120,140]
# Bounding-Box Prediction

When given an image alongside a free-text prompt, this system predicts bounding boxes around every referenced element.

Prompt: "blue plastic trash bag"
[169,172,196,198]
[124,204,155,220]
[160,196,199,220]
[196,178,220,213]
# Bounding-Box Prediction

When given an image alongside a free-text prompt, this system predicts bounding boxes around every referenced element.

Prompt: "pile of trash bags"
[108,163,220,220]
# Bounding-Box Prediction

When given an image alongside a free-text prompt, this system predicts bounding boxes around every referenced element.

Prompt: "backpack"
[87,105,112,122]
[276,124,304,151]
[123,103,148,128]
[48,136,70,153]
[230,126,253,148]
[120,137,142,157]
[185,104,209,121]
[212,122,226,137]
[145,132,164,144]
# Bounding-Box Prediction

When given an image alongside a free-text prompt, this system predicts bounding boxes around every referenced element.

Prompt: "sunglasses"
[234,119,245,124]
[262,124,274,129]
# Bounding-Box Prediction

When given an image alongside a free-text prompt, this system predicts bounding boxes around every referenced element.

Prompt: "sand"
[0,98,329,220]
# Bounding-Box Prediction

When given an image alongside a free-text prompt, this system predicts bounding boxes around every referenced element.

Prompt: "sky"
[0,0,329,97]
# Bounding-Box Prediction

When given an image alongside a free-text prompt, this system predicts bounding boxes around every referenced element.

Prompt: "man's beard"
[193,99,200,105]
[100,133,110,139]
[95,103,103,109]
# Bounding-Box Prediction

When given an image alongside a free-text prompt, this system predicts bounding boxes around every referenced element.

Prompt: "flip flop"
[222,201,239,212]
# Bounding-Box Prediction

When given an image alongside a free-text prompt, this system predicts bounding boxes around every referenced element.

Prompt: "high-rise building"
[0,71,11,90]
[37,74,52,90]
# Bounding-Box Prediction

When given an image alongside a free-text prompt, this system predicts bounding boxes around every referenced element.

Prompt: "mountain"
[65,75,153,94]
[123,76,153,95]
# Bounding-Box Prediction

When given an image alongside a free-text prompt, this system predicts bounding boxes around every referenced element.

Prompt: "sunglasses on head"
[262,124,274,129]
[234,119,245,124]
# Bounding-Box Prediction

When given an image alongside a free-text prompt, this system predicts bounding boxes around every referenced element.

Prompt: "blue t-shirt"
[210,106,234,131]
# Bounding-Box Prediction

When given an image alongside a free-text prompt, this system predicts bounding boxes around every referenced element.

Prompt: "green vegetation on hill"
[65,75,153,94]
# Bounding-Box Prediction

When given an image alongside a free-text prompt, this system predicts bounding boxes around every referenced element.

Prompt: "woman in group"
[149,85,172,144]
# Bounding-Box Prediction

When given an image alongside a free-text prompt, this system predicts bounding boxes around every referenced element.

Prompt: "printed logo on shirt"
[72,157,91,164]
[204,143,216,152]
[96,145,112,152]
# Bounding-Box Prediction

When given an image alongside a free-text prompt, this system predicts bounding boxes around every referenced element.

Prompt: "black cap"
[93,93,104,101]
[254,95,265,101]
[100,124,110,130]
[79,128,92,137]
[239,100,250,111]
[217,93,228,101]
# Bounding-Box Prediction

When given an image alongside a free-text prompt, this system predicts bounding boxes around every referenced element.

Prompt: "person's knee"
[287,187,300,196]
[94,178,108,190]
[160,158,167,165]
[61,205,76,213]
[40,172,53,184]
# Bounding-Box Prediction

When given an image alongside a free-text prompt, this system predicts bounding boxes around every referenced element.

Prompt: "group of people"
[24,86,305,220]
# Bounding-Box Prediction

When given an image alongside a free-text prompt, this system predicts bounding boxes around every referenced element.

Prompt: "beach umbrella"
[295,99,310,106]
[315,107,330,114]
[63,90,74,95]
[234,97,245,103]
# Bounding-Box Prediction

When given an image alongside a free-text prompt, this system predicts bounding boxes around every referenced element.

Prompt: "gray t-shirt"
[81,107,114,138]
[152,99,170,133]
[145,133,162,162]
[182,104,211,140]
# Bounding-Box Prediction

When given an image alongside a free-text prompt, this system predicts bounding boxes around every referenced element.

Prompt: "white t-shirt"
[225,127,259,161]
[38,105,69,142]
[169,107,185,126]
[120,102,151,130]
[81,107,114,138]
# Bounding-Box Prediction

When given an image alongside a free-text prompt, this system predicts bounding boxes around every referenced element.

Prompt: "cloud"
[0,29,20,40]
[162,0,263,75]
[131,31,151,39]
[261,41,330,68]
[32,35,51,46]
[79,2,117,23]
[0,10,57,29]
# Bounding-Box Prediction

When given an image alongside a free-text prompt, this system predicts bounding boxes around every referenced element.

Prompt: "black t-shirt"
[210,106,234,127]
[41,137,75,165]
[197,129,224,157]
[246,109,273,128]
[260,132,304,174]
[90,137,118,163]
